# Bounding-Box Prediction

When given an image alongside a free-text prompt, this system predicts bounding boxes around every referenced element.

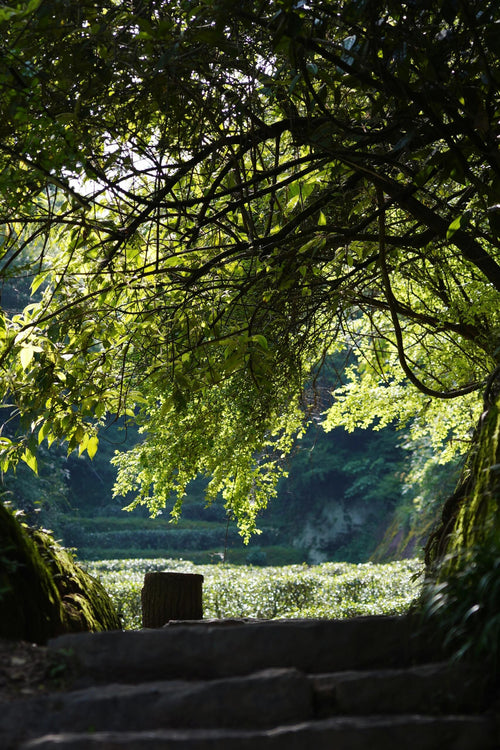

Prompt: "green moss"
[441,394,500,574]
[371,512,433,563]
[0,504,66,643]
[31,527,121,633]
[0,503,120,643]
[419,391,500,666]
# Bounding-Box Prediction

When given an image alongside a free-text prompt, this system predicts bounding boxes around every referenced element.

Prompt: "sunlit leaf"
[21,448,38,473]
[87,435,99,459]
[20,345,35,370]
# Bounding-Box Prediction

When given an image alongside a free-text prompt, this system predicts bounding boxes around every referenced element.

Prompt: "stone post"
[141,571,204,627]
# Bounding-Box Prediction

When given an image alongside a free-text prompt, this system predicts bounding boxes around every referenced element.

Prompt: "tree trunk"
[141,571,204,627]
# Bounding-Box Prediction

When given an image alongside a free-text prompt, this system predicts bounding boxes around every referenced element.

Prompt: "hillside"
[2,416,459,565]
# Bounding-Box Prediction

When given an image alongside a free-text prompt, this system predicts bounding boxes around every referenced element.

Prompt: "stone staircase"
[1,615,498,749]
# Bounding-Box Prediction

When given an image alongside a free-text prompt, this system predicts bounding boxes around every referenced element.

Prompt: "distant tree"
[0,0,498,551]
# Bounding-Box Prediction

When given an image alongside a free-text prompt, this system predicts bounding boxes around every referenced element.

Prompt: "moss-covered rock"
[425,387,500,572]
[30,526,121,634]
[419,386,500,665]
[0,503,120,643]
[449,393,500,561]
[0,504,65,643]
[371,512,436,563]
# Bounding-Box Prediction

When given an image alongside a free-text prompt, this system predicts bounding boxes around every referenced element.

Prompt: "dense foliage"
[2,404,411,563]
[0,0,498,551]
[85,557,423,630]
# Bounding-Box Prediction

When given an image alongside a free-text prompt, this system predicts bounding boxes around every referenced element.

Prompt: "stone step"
[14,617,492,750]
[0,668,312,750]
[312,661,490,716]
[20,714,498,750]
[2,662,489,749]
[48,616,437,683]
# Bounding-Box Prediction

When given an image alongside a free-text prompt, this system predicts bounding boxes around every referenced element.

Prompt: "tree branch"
[376,186,482,399]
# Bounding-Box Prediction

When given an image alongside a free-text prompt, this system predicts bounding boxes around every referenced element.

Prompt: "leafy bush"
[245,547,267,566]
[181,503,227,522]
[84,558,423,630]
[82,529,230,551]
[421,542,500,667]
[78,548,227,563]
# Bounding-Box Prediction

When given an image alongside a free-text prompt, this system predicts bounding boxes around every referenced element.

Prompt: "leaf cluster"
[0,0,499,530]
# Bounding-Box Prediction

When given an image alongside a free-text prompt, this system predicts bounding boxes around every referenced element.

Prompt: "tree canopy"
[0,0,499,538]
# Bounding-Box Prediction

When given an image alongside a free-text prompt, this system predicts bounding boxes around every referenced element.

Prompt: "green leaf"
[38,421,51,445]
[87,435,99,459]
[252,334,269,350]
[21,447,38,474]
[223,352,242,374]
[55,113,77,124]
[95,402,106,419]
[446,216,462,239]
[298,237,326,255]
[31,272,48,295]
[20,345,35,370]
[446,212,471,240]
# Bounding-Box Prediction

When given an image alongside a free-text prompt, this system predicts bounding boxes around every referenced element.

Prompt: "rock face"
[0,615,497,749]
[292,498,373,564]
[0,504,121,643]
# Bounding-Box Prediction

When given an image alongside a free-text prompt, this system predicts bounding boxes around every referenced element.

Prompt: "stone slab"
[0,668,312,750]
[20,714,498,750]
[48,616,437,683]
[312,661,490,716]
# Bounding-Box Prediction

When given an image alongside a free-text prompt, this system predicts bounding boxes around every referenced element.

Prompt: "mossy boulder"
[0,504,65,643]
[419,387,500,664]
[31,526,122,634]
[425,387,500,572]
[0,503,121,643]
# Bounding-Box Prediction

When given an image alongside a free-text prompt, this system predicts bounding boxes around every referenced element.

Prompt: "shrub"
[246,547,267,566]
[83,557,423,630]
[79,528,231,551]
[420,541,500,668]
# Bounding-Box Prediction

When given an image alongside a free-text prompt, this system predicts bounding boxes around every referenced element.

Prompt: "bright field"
[85,558,424,630]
